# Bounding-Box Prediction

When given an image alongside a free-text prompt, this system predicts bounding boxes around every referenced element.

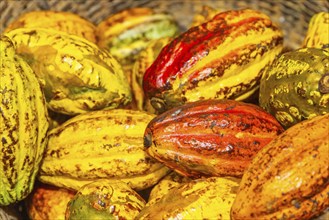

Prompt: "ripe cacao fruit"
[0,35,49,205]
[39,109,170,191]
[231,113,329,220]
[144,99,284,178]
[4,10,97,43]
[147,172,191,206]
[137,176,240,220]
[302,12,329,49]
[131,37,172,113]
[96,7,179,67]
[259,47,329,128]
[26,183,75,220]
[5,27,132,115]
[143,8,284,112]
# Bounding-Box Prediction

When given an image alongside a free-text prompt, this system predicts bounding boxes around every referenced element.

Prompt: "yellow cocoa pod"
[38,109,170,191]
[131,37,172,113]
[5,27,132,115]
[302,12,329,49]
[147,172,191,207]
[0,35,49,205]
[137,176,240,219]
[96,7,179,66]
[4,10,97,43]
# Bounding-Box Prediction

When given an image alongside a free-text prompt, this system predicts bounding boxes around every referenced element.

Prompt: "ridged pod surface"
[65,180,146,220]
[231,114,329,220]
[136,176,240,220]
[131,37,172,113]
[5,27,132,115]
[39,109,170,191]
[144,99,284,178]
[4,10,97,43]
[143,9,284,112]
[147,172,191,206]
[96,7,179,66]
[259,47,329,128]
[302,12,329,49]
[0,36,49,205]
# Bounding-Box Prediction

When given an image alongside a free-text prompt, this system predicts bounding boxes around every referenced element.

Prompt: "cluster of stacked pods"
[0,3,328,220]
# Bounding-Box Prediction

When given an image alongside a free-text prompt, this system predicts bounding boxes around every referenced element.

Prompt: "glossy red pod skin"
[144,99,285,178]
[143,9,283,112]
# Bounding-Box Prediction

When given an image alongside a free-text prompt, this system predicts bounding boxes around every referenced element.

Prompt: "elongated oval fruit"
[144,99,284,178]
[302,12,329,49]
[259,47,329,128]
[136,176,240,220]
[96,7,179,67]
[0,36,49,205]
[143,8,283,112]
[5,27,132,115]
[231,114,329,220]
[39,109,170,191]
[66,180,146,220]
[4,10,97,43]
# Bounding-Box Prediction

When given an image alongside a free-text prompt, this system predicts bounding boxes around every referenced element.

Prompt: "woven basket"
[1,0,328,49]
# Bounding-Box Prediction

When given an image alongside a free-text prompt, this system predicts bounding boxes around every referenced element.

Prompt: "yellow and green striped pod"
[0,35,49,205]
[5,28,132,115]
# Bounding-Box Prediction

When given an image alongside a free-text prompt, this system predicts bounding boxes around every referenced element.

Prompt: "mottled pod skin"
[143,9,283,112]
[231,114,329,220]
[39,109,170,191]
[96,7,179,66]
[66,180,146,220]
[302,12,329,49]
[0,36,49,205]
[144,99,284,178]
[26,183,75,220]
[136,176,240,220]
[5,28,132,115]
[259,47,329,129]
[4,10,97,43]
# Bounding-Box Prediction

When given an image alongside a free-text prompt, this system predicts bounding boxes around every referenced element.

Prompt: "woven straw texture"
[1,0,328,49]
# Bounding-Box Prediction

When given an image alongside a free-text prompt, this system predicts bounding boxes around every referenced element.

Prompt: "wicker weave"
[1,0,328,49]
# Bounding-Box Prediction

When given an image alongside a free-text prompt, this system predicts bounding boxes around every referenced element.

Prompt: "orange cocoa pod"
[231,113,329,220]
[144,99,284,178]
[26,183,75,220]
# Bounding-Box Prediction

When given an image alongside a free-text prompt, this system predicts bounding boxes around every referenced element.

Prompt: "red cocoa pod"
[143,9,283,112]
[144,99,284,178]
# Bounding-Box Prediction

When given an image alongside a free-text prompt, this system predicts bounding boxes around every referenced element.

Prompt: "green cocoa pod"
[65,180,146,220]
[259,47,329,128]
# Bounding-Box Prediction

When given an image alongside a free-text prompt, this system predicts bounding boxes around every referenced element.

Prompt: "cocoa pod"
[144,99,284,178]
[143,9,283,112]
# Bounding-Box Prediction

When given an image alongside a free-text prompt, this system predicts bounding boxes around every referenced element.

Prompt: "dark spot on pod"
[319,73,329,93]
[150,97,166,113]
[144,130,153,149]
